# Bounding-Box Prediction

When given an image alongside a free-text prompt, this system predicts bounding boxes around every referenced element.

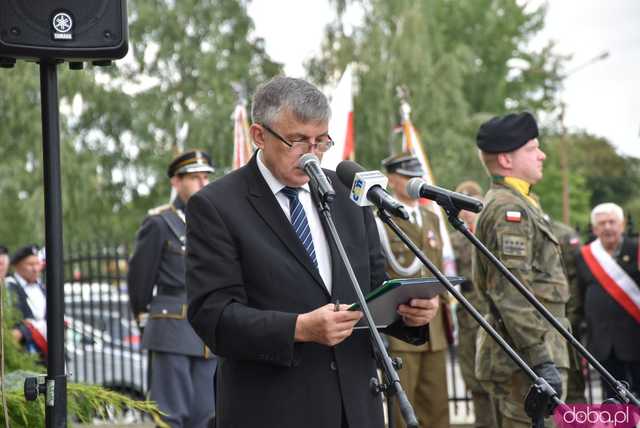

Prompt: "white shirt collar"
[256,150,310,196]
[13,272,40,288]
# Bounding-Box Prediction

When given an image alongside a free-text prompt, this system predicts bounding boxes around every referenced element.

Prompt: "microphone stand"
[376,208,564,427]
[309,185,419,428]
[435,196,640,409]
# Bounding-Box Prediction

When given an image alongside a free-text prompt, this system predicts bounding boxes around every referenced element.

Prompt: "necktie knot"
[280,186,300,200]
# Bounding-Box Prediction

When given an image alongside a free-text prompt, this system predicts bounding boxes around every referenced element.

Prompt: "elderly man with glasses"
[185,76,440,428]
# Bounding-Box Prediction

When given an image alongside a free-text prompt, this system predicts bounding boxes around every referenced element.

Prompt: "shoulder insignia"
[147,203,172,216]
[505,210,522,223]
[569,237,580,246]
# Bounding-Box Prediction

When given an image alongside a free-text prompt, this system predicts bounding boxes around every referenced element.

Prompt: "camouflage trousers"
[390,349,449,428]
[457,310,496,428]
[565,346,587,404]
[481,368,568,428]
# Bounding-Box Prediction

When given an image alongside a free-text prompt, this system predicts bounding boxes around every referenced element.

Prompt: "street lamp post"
[559,50,609,225]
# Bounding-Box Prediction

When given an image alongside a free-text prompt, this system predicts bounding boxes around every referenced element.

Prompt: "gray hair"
[251,76,331,126]
[591,202,624,224]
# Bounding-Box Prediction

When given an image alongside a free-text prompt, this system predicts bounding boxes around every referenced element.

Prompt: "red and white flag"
[232,102,253,170]
[321,64,355,170]
[399,101,456,275]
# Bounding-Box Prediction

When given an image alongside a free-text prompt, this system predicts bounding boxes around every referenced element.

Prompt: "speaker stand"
[38,60,68,428]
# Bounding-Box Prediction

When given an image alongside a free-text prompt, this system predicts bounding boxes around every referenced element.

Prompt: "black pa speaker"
[0,0,128,62]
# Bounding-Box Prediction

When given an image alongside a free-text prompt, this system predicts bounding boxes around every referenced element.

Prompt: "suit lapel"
[244,155,328,295]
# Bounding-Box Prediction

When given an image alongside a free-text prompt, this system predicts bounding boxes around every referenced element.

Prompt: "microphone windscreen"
[336,160,365,188]
[298,153,319,169]
[406,178,423,200]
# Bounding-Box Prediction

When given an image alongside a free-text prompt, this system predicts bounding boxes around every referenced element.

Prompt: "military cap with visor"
[476,112,539,153]
[11,244,40,265]
[382,153,425,177]
[167,150,215,178]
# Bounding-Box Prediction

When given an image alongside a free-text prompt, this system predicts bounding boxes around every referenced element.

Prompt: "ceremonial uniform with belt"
[379,154,451,428]
[550,220,586,403]
[451,230,495,428]
[128,151,217,428]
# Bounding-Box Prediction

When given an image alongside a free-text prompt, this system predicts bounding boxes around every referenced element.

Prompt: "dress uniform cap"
[11,244,40,265]
[476,112,539,153]
[382,153,424,177]
[167,150,215,178]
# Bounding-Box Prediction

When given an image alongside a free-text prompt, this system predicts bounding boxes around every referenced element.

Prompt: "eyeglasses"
[261,123,335,154]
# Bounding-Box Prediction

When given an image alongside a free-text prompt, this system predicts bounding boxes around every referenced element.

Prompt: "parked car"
[65,316,148,397]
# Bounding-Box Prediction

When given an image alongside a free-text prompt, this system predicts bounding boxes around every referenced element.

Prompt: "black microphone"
[336,160,410,220]
[406,178,483,213]
[298,153,336,204]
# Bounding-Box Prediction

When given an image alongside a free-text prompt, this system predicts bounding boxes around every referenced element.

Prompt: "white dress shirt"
[257,151,333,293]
[405,204,422,227]
[13,272,47,337]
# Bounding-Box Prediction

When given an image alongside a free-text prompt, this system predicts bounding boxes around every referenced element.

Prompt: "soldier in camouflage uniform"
[473,112,570,427]
[379,154,451,428]
[550,219,586,403]
[451,180,495,428]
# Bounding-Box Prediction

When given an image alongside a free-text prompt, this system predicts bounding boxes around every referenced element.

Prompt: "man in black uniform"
[128,150,217,428]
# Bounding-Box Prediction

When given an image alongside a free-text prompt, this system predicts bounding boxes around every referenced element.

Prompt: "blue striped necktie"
[280,186,318,268]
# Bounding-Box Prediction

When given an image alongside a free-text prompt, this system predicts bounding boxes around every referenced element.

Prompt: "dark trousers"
[601,353,640,400]
[150,351,217,428]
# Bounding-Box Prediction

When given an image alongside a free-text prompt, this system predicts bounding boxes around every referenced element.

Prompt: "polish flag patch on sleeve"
[505,210,522,222]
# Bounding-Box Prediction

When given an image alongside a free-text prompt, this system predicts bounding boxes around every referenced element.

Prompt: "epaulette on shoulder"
[148,203,172,216]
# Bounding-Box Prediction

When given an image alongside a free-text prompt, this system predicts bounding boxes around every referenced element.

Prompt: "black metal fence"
[63,242,147,399]
[62,243,605,422]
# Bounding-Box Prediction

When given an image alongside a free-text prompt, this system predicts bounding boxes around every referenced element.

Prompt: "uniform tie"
[280,186,318,268]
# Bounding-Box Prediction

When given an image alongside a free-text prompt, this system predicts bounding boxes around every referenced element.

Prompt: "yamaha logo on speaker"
[52,11,74,40]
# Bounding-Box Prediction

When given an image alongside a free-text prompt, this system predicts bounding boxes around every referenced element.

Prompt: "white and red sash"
[581,239,640,323]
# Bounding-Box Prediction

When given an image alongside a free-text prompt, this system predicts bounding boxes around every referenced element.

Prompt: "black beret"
[11,244,39,265]
[382,153,424,177]
[0,245,8,256]
[167,150,215,178]
[476,112,539,153]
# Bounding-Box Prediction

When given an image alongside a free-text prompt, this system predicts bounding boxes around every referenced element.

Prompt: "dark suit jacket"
[576,237,640,362]
[186,154,426,428]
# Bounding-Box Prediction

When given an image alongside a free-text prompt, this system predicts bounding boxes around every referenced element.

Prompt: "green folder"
[348,276,464,328]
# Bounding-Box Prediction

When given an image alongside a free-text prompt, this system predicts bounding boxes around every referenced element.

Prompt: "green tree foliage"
[0,286,166,427]
[0,0,282,248]
[534,135,591,229]
[535,132,640,232]
[567,134,640,230]
[307,0,564,190]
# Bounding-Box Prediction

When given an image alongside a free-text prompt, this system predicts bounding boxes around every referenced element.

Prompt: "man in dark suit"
[186,76,440,428]
[128,150,217,428]
[576,202,640,399]
[5,244,48,360]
